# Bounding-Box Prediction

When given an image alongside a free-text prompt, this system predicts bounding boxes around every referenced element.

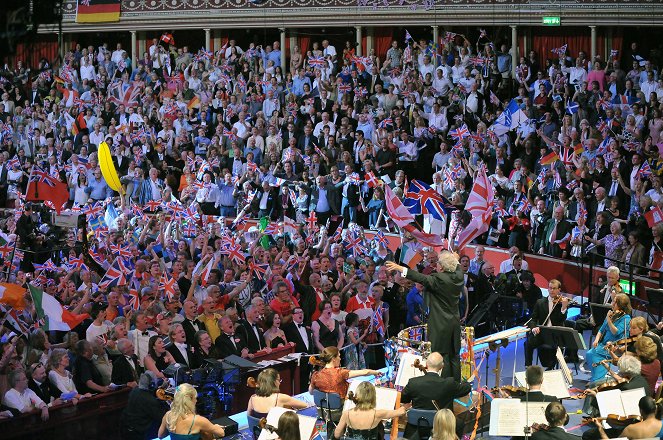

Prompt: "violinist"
[530,402,579,440]
[585,294,632,382]
[607,317,663,384]
[525,365,559,403]
[595,396,663,440]
[525,279,569,369]
[401,352,472,439]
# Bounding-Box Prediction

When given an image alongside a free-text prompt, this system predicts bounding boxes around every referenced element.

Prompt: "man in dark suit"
[166,323,193,367]
[531,402,577,440]
[314,89,334,115]
[120,371,169,440]
[386,251,465,381]
[525,365,559,402]
[540,206,573,258]
[605,166,629,214]
[365,65,384,95]
[181,300,205,346]
[283,307,314,389]
[112,339,140,387]
[252,180,282,221]
[237,305,267,353]
[401,352,471,440]
[215,316,249,358]
[28,362,61,405]
[297,125,319,151]
[525,280,569,368]
[308,175,340,225]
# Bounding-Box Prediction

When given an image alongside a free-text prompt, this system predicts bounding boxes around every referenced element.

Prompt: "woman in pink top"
[587,61,608,91]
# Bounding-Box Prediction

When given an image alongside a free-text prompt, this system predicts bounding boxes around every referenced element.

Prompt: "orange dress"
[310,367,350,397]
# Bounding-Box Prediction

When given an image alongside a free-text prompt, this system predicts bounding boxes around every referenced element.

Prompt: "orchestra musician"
[400,352,471,440]
[386,251,465,381]
[530,402,579,440]
[594,396,663,440]
[525,279,569,369]
[585,294,632,382]
[524,365,559,402]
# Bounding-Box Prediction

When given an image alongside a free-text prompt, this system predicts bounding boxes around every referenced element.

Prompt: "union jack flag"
[109,243,132,258]
[517,197,531,213]
[99,258,130,289]
[107,83,141,108]
[247,161,258,172]
[404,179,453,221]
[226,244,246,264]
[7,155,20,169]
[378,118,393,129]
[344,229,367,258]
[551,44,567,57]
[338,83,351,93]
[128,288,141,311]
[449,124,470,141]
[409,327,423,341]
[373,304,385,338]
[375,230,389,248]
[349,173,362,185]
[248,260,270,281]
[33,259,58,272]
[331,221,344,242]
[30,168,58,187]
[263,222,279,235]
[577,205,588,221]
[308,56,326,68]
[159,273,178,302]
[88,246,105,265]
[222,127,237,140]
[353,87,368,98]
[637,161,652,179]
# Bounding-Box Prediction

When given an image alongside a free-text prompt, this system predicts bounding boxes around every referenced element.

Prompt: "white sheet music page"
[488,399,524,437]
[343,380,399,411]
[394,352,425,388]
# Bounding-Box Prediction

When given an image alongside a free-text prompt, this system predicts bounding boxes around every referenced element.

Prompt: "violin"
[247,377,258,388]
[412,359,428,373]
[530,423,550,432]
[258,417,278,433]
[552,295,581,308]
[569,377,628,399]
[583,414,642,427]
[491,385,528,398]
[156,387,174,401]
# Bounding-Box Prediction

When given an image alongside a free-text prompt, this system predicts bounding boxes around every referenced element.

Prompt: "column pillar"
[204,28,211,52]
[137,31,146,61]
[510,25,518,77]
[366,26,374,56]
[590,26,597,62]
[213,30,221,53]
[130,30,137,69]
[432,26,439,67]
[355,25,362,56]
[279,28,287,71]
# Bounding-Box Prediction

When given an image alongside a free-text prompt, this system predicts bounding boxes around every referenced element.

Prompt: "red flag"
[456,165,495,250]
[384,186,445,247]
[645,207,663,228]
[26,177,69,214]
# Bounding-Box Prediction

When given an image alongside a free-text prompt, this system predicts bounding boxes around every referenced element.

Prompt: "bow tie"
[297,324,305,329]
[141,331,149,336]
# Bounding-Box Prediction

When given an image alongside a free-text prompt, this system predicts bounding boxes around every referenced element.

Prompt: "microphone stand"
[523,387,531,439]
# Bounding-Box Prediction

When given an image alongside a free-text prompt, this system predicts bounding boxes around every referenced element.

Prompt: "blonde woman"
[333,381,408,440]
[431,409,457,440]
[158,383,225,439]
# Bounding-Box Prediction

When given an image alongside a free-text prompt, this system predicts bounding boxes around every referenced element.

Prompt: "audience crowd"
[0,29,661,435]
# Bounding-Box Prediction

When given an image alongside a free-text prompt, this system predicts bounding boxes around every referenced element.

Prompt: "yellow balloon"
[98,141,124,195]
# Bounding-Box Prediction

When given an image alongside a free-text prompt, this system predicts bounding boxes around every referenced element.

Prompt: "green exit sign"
[543,16,561,25]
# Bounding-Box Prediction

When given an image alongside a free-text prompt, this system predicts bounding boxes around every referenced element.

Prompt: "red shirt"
[269,296,300,318]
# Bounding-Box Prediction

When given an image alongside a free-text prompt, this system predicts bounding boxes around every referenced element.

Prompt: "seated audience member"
[158,383,225,439]
[309,346,382,397]
[215,316,249,358]
[91,340,113,385]
[263,312,290,349]
[2,369,49,420]
[144,335,176,379]
[166,323,193,367]
[47,348,91,402]
[73,340,112,394]
[112,338,140,387]
[430,409,458,440]
[401,352,471,439]
[120,371,169,440]
[191,330,221,368]
[28,361,63,407]
[127,311,156,370]
[246,368,309,418]
[531,402,578,440]
[334,381,408,440]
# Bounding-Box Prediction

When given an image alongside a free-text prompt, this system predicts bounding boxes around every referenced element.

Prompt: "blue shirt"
[267,50,281,68]
[85,176,113,200]
[405,287,425,327]
[244,145,263,165]
[292,76,311,97]
[216,183,236,207]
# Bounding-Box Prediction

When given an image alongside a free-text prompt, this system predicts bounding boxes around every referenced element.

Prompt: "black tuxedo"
[401,372,471,439]
[526,390,559,402]
[29,377,59,403]
[297,133,320,151]
[167,343,193,367]
[542,219,573,258]
[215,332,248,358]
[283,322,314,354]
[525,297,568,367]
[314,98,334,115]
[237,319,267,353]
[366,74,383,94]
[112,354,140,385]
[251,187,282,221]
[531,426,580,440]
[463,271,480,313]
[181,317,205,346]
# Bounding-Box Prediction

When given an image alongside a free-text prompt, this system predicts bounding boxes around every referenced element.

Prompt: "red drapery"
[374,27,394,60]
[299,35,311,57]
[529,27,622,68]
[14,39,59,69]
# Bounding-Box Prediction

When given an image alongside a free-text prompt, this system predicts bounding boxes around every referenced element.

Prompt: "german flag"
[539,151,560,166]
[187,96,201,110]
[72,113,88,136]
[76,0,121,24]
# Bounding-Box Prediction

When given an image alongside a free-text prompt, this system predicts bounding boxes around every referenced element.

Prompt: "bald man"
[400,352,471,439]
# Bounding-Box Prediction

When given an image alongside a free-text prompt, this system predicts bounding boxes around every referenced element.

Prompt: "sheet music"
[257,407,317,440]
[524,402,550,426]
[394,352,425,388]
[596,388,645,429]
[556,347,574,385]
[514,370,570,399]
[343,380,399,411]
[488,399,526,437]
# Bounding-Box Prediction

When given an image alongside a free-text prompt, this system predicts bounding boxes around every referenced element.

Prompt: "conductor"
[386,251,464,380]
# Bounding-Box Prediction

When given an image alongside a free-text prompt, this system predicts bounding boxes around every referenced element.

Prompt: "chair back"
[312,389,343,410]
[247,413,262,440]
[407,409,437,440]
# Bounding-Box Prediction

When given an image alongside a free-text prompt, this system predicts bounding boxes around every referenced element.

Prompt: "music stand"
[589,303,612,328]
[646,288,663,322]
[539,326,587,368]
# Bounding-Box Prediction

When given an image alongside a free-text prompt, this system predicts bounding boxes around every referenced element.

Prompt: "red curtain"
[14,39,59,68]
[362,35,367,57]
[374,27,394,60]
[299,35,311,56]
[531,28,591,67]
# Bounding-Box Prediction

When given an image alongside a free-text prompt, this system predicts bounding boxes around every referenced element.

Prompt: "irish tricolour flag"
[29,285,89,331]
